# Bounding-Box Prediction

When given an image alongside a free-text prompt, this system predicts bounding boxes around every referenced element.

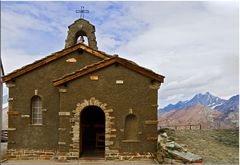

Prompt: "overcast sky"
[1,1,239,107]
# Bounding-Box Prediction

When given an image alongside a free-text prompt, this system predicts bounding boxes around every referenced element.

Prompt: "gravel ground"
[172,129,239,164]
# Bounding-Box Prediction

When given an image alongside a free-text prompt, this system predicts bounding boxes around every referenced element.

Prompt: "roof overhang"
[2,43,110,82]
[53,56,165,87]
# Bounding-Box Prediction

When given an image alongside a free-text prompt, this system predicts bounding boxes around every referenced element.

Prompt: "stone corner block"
[58,142,66,145]
[59,88,67,93]
[59,112,70,116]
[8,128,16,131]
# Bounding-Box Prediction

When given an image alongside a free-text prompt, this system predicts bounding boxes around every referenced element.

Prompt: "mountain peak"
[205,91,210,95]
[194,92,214,98]
[160,92,226,113]
[214,94,239,112]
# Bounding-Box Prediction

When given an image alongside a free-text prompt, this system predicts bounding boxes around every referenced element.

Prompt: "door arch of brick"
[70,97,116,158]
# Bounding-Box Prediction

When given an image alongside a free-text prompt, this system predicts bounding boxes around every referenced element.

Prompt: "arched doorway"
[80,106,105,158]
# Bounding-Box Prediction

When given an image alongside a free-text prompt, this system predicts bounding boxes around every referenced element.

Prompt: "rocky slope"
[159,104,223,129]
[214,95,239,112]
[159,93,239,129]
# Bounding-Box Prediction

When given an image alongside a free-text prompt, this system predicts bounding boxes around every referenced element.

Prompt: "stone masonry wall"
[7,149,57,160]
[7,97,157,161]
[7,149,155,161]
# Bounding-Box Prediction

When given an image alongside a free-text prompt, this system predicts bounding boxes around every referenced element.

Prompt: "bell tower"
[65,18,98,50]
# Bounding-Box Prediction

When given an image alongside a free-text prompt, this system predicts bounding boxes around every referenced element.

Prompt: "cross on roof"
[76,6,89,19]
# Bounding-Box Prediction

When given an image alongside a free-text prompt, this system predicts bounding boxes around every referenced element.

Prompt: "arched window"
[31,96,42,125]
[124,114,138,140]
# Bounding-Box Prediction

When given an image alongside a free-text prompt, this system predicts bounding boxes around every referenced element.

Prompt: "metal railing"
[159,124,202,130]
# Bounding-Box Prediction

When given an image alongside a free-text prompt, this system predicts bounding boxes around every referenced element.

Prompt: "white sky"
[1,1,239,107]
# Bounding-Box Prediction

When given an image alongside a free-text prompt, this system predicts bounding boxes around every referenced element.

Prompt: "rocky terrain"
[157,129,202,164]
[173,129,239,163]
[159,104,222,129]
[159,92,239,129]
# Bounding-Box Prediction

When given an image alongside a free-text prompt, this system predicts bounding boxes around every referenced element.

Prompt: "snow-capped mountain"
[160,92,226,113]
[159,93,239,129]
[214,95,239,113]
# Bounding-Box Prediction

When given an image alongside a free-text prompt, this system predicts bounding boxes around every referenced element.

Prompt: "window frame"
[31,95,43,125]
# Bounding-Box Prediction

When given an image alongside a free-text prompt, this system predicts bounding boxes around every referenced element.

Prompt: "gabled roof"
[2,43,111,82]
[53,56,164,87]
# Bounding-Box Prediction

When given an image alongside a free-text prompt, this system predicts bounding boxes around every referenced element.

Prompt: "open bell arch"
[65,19,98,50]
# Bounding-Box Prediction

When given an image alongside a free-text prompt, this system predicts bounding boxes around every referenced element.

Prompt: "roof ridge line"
[2,43,111,82]
[52,56,117,83]
[52,55,164,87]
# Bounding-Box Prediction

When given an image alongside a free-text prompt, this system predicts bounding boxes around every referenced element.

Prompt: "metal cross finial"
[76,6,89,19]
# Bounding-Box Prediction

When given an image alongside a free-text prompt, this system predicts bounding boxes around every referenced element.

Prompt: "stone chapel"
[3,18,165,161]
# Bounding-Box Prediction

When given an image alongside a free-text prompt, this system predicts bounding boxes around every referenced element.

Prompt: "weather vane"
[76,6,89,19]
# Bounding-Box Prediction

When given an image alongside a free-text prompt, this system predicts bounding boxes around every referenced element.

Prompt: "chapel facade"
[3,18,164,161]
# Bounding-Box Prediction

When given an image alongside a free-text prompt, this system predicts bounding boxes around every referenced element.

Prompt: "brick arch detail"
[70,97,117,158]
